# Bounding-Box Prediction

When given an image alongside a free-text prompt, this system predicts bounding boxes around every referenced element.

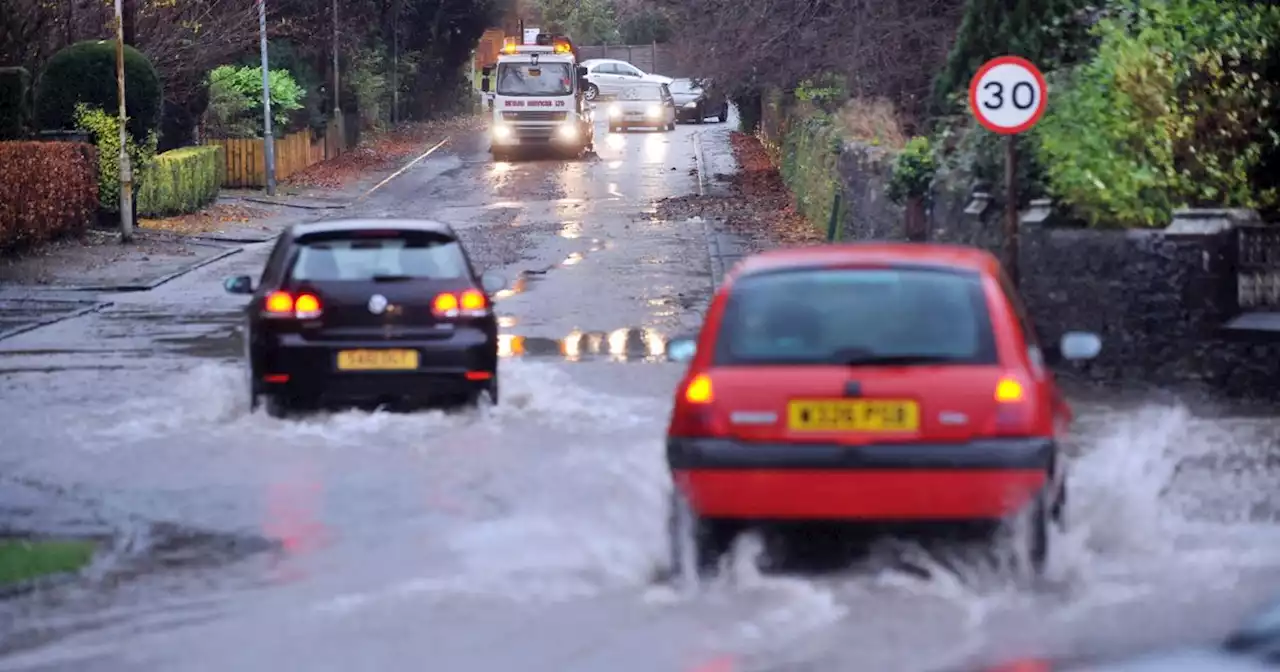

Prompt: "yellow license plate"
[787,399,919,431]
[336,349,419,371]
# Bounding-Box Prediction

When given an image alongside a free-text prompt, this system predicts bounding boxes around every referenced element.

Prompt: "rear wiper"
[842,354,962,366]
[371,274,414,282]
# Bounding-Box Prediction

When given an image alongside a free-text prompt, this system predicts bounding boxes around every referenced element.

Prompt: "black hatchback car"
[223,219,507,417]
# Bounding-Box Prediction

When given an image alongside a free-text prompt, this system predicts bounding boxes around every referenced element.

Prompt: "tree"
[536,0,620,44]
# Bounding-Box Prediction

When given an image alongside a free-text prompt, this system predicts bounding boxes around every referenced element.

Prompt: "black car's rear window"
[290,232,467,281]
[713,266,998,366]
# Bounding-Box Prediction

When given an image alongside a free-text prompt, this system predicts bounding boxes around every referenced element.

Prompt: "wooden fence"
[205,117,348,188]
[575,43,692,78]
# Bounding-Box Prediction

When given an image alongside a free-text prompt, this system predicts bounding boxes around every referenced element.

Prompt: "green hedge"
[0,68,30,140]
[137,146,224,217]
[779,112,845,231]
[35,41,162,146]
[0,141,98,251]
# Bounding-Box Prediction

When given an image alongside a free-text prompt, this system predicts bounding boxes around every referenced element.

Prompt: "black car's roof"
[290,219,457,239]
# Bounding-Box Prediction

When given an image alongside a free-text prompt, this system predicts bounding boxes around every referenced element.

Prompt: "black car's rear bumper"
[253,328,495,403]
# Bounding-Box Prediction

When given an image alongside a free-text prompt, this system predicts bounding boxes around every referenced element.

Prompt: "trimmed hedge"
[0,142,98,251]
[137,146,224,217]
[0,68,31,140]
[35,41,162,145]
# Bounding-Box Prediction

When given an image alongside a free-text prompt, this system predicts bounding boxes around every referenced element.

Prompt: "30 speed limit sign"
[968,56,1047,134]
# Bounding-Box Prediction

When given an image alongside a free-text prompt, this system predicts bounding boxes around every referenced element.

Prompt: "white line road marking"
[357,137,451,200]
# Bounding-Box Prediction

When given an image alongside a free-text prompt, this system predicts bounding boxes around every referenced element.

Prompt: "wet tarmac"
[2,113,1280,671]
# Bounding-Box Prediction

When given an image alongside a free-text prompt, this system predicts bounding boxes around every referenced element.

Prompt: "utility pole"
[332,0,340,119]
[257,0,276,196]
[392,1,400,125]
[113,0,133,242]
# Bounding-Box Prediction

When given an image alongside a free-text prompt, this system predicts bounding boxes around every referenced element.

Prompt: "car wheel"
[695,104,705,124]
[470,377,499,407]
[1014,491,1050,578]
[667,488,736,583]
[718,105,729,123]
[665,122,675,131]
[585,84,599,101]
[263,394,290,419]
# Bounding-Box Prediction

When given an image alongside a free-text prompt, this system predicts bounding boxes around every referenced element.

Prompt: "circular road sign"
[968,56,1048,135]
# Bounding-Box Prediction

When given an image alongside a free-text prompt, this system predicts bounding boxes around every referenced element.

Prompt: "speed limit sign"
[968,56,1047,134]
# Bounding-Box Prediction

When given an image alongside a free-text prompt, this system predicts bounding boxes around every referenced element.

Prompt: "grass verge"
[0,538,95,587]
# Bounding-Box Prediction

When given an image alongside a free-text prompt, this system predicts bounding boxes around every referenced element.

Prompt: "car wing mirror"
[1060,331,1102,361]
[480,270,508,294]
[481,78,490,93]
[223,275,253,295]
[666,335,698,363]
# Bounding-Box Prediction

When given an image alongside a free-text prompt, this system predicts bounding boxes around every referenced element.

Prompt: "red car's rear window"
[712,266,998,366]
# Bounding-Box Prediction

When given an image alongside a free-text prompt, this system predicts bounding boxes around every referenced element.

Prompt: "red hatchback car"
[664,244,1102,577]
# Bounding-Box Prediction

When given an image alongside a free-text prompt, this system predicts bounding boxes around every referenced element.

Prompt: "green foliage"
[0,67,30,140]
[887,137,937,204]
[779,113,845,231]
[619,10,672,44]
[794,73,847,113]
[34,41,162,145]
[137,146,224,218]
[348,47,390,132]
[74,104,158,213]
[929,0,1094,119]
[536,0,620,44]
[1034,0,1280,227]
[204,65,305,138]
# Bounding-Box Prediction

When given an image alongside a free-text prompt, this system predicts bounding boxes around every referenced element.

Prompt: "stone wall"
[800,131,1280,399]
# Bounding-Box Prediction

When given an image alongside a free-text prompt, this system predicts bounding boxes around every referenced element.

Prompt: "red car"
[663,244,1102,577]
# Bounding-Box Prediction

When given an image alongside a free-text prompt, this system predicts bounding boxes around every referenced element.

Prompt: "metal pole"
[257,0,276,196]
[392,6,399,124]
[113,0,133,242]
[1004,134,1019,285]
[332,0,339,117]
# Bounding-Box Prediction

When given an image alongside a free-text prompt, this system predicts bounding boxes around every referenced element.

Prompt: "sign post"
[968,56,1047,286]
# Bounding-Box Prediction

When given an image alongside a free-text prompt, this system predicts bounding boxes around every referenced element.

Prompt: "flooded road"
[2,116,1280,672]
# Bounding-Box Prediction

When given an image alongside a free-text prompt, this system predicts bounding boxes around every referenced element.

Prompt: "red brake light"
[684,373,713,404]
[263,291,323,319]
[265,291,294,314]
[460,289,487,311]
[433,291,488,318]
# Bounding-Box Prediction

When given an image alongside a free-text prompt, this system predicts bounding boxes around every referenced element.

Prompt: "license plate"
[336,349,419,371]
[787,400,919,431]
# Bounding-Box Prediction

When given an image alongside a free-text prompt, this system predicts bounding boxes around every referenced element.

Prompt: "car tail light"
[432,290,488,319]
[263,291,323,319]
[668,373,724,437]
[985,375,1037,437]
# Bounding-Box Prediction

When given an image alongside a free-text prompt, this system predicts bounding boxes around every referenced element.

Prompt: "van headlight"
[492,123,513,141]
[557,124,578,140]
[646,105,662,118]
[608,104,622,118]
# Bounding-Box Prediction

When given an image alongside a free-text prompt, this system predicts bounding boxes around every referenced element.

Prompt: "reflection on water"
[492,273,529,301]
[562,252,585,266]
[263,476,330,584]
[497,315,518,328]
[498,327,669,362]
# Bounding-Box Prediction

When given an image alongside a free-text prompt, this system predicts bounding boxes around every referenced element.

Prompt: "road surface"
[2,114,1280,672]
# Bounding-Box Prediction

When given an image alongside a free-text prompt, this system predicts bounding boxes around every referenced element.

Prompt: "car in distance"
[662,243,1103,579]
[223,219,507,417]
[670,78,729,124]
[579,58,673,101]
[606,82,677,132]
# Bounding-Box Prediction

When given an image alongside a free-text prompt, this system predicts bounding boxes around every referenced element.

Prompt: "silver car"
[580,58,673,101]
[604,82,677,132]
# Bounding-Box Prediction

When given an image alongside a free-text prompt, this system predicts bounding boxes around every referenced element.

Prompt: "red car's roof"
[729,243,1002,278]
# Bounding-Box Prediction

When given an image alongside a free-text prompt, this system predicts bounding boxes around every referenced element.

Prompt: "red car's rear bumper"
[668,437,1054,521]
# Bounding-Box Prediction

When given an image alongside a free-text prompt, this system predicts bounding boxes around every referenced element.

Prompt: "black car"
[669,78,729,124]
[223,219,507,417]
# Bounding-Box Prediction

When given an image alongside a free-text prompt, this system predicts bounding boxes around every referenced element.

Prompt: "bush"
[74,104,158,213]
[0,141,98,251]
[204,65,304,138]
[34,40,162,145]
[0,68,31,140]
[137,146,224,217]
[1034,0,1280,227]
[887,136,937,205]
[779,112,845,230]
